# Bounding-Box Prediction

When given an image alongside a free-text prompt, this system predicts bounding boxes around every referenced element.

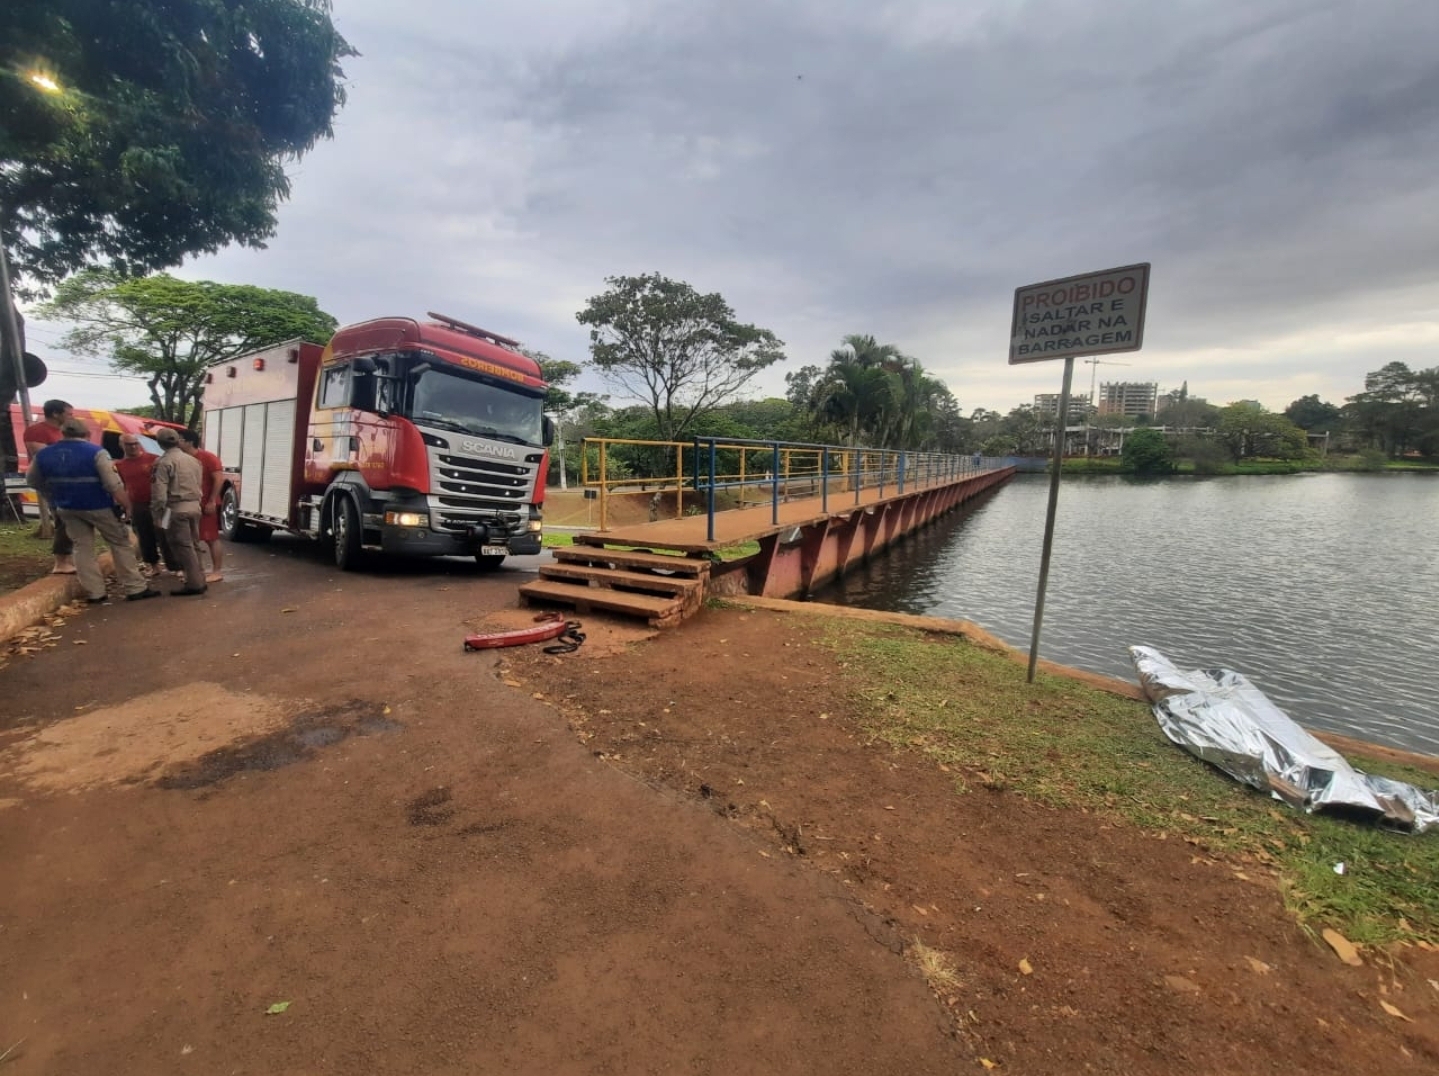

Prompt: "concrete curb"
[1,552,116,644]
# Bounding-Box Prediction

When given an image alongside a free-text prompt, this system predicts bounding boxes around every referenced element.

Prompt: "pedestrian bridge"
[520,437,1016,627]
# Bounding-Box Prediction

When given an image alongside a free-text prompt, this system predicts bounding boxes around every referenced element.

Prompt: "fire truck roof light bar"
[426,311,521,349]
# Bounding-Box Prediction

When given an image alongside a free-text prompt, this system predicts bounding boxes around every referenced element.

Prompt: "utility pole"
[1082,358,1130,455]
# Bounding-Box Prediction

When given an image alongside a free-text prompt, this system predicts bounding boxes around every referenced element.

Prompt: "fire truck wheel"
[474,553,506,570]
[220,488,269,543]
[331,495,364,571]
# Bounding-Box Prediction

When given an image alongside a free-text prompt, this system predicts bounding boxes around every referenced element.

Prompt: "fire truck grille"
[428,452,536,533]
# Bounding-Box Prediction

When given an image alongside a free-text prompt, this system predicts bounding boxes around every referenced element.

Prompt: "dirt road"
[0,540,961,1075]
[3,536,1437,1074]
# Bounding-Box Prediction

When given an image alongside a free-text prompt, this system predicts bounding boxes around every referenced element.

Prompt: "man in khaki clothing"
[151,427,208,595]
[26,418,161,604]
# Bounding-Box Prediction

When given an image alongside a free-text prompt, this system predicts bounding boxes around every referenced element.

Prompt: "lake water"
[819,472,1439,756]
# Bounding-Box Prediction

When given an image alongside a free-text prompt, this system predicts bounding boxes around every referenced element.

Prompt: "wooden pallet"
[519,546,711,628]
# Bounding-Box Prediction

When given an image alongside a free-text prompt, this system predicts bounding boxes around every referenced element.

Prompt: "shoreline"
[724,594,1439,778]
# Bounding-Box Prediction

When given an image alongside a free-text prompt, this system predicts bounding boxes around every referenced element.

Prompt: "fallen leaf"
[1322,928,1363,967]
[503,679,522,688]
[1018,958,1033,976]
[72,639,87,645]
[1244,956,1273,975]
[280,607,297,614]
[980,1060,996,1070]
[265,1001,291,1015]
[1380,1000,1412,1022]
[382,706,391,715]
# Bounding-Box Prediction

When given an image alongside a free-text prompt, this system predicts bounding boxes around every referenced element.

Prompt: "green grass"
[818,620,1439,945]
[0,521,50,557]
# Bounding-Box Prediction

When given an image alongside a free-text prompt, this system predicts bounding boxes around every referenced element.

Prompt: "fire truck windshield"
[410,364,543,446]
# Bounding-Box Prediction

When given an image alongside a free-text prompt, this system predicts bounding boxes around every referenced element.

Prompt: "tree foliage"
[39,270,337,426]
[1215,403,1310,462]
[1121,427,1174,474]
[1284,394,1342,433]
[797,334,964,452]
[1342,362,1439,458]
[577,273,785,442]
[1,0,354,290]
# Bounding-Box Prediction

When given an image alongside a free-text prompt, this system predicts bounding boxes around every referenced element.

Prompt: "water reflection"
[820,473,1439,756]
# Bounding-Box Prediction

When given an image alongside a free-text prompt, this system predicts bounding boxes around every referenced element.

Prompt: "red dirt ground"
[503,605,1439,1075]
[2,534,1436,1075]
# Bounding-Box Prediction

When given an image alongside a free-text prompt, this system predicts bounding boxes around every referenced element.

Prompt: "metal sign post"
[1009,263,1150,683]
[1027,356,1073,683]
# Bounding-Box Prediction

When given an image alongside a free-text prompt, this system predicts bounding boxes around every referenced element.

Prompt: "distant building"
[1098,381,1158,419]
[1033,391,1092,419]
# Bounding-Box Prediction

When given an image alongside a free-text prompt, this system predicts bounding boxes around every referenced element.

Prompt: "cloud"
[20,0,1439,417]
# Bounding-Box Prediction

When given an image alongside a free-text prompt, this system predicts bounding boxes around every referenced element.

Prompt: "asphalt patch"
[155,700,402,790]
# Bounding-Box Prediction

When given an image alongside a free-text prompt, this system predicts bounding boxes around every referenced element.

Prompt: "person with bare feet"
[178,429,225,583]
[23,398,77,576]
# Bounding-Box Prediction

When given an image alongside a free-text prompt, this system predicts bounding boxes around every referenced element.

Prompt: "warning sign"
[1009,263,1150,365]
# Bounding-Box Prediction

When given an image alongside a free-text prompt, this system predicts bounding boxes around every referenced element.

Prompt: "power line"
[43,367,145,380]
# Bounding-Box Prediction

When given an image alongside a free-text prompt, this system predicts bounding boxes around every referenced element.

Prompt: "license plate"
[480,545,508,557]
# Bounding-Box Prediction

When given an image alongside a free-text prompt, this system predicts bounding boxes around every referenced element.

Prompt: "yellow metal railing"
[579,436,993,532]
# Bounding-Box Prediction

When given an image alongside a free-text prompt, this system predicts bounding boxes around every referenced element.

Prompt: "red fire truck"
[202,312,552,570]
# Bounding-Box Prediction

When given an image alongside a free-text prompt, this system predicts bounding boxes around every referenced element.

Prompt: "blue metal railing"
[690,436,1005,542]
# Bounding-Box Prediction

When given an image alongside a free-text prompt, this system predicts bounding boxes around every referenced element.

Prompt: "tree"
[811,346,900,447]
[1121,427,1174,474]
[39,270,337,426]
[524,348,606,489]
[1284,394,1342,432]
[1,0,354,290]
[1215,403,1310,461]
[577,273,785,443]
[1343,362,1433,458]
[522,349,585,414]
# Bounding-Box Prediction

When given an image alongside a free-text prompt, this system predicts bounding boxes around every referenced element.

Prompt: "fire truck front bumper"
[376,512,542,558]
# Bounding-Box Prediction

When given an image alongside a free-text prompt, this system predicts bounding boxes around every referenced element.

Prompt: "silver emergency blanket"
[1129,645,1439,833]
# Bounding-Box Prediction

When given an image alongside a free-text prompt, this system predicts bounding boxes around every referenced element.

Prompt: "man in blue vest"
[26,418,161,605]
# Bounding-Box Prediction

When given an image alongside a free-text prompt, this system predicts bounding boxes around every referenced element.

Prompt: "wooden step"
[519,579,691,628]
[540,563,704,596]
[554,545,711,576]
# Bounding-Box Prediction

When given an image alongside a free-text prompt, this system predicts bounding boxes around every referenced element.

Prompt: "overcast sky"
[23,0,1439,418]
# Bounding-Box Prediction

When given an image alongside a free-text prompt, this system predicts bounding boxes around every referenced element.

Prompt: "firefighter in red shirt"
[178,428,225,582]
[114,434,181,577]
[23,398,77,575]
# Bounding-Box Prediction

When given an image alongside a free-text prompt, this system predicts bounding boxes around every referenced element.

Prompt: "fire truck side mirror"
[542,415,555,447]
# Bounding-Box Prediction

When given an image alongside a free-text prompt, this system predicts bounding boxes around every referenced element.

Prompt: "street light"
[27,71,61,94]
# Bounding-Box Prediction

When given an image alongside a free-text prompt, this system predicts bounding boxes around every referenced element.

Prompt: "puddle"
[156,700,402,790]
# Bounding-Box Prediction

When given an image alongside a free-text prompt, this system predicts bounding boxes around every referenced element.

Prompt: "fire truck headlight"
[525,520,543,533]
[385,511,428,527]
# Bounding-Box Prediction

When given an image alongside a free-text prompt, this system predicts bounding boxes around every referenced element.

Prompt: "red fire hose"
[464,612,585,654]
